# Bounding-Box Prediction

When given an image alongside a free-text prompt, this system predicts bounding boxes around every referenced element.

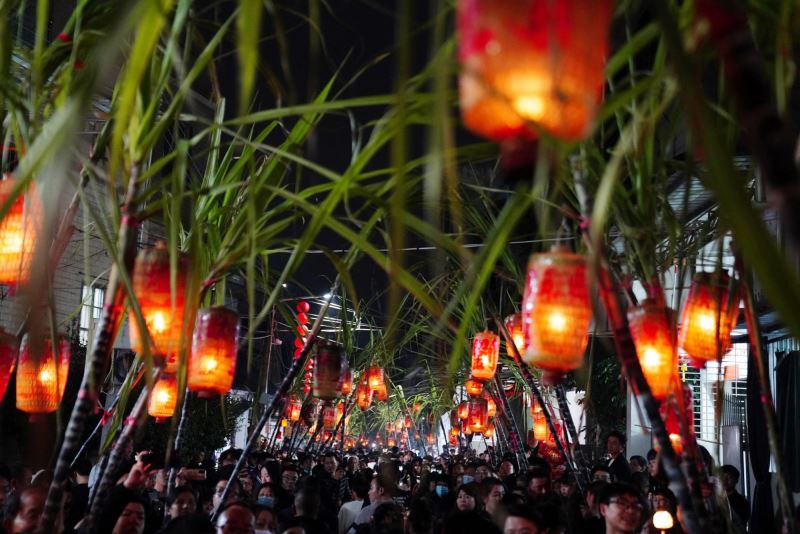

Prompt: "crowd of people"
[0,430,761,534]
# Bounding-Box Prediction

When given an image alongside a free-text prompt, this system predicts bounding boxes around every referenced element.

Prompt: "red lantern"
[457,0,613,142]
[464,425,474,436]
[471,330,499,381]
[483,391,497,418]
[504,313,526,356]
[367,365,385,390]
[449,434,458,446]
[0,177,41,285]
[336,401,345,425]
[312,342,344,401]
[457,401,469,421]
[188,306,239,397]
[426,434,436,445]
[628,300,677,400]
[522,248,591,382]
[413,402,422,413]
[296,301,310,313]
[467,397,489,433]
[678,273,738,367]
[322,402,337,429]
[450,426,461,438]
[394,419,404,433]
[387,437,397,448]
[0,328,18,402]
[355,380,373,410]
[483,423,495,439]
[16,334,69,415]
[340,368,353,396]
[129,243,188,368]
[286,395,302,422]
[532,412,549,442]
[464,377,484,397]
[373,381,388,402]
[148,374,178,421]
[386,422,394,433]
[404,414,414,429]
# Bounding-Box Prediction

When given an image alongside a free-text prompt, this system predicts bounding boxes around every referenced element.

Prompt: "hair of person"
[527,466,550,480]
[294,481,321,516]
[374,472,396,497]
[629,455,646,467]
[605,430,626,446]
[350,475,370,499]
[719,465,740,483]
[281,463,299,474]
[481,477,504,492]
[456,481,481,501]
[156,513,215,534]
[218,499,254,517]
[71,458,92,478]
[585,480,610,496]
[442,510,501,534]
[505,503,542,526]
[372,502,405,528]
[650,487,677,503]
[591,464,611,477]
[167,485,198,506]
[407,498,433,534]
[596,482,643,505]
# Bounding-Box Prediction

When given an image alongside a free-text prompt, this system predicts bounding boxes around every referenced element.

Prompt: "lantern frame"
[471,330,499,382]
[189,306,239,397]
[312,342,344,401]
[148,374,178,422]
[627,300,676,400]
[678,272,738,367]
[16,333,70,415]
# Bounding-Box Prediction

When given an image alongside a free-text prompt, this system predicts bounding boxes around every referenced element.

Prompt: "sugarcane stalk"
[166,387,191,494]
[211,286,338,521]
[84,367,158,532]
[740,263,795,532]
[38,165,141,534]
[491,375,528,472]
[573,179,703,532]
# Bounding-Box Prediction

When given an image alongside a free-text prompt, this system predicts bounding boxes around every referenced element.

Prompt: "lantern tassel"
[210,283,339,521]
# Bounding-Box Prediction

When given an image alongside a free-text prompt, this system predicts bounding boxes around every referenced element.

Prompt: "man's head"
[112,500,147,534]
[322,453,338,475]
[591,465,612,483]
[482,478,505,516]
[368,473,394,503]
[219,448,242,468]
[597,483,645,534]
[605,431,626,458]
[281,465,299,492]
[474,462,491,483]
[719,465,740,493]
[8,485,47,534]
[294,481,321,519]
[499,460,515,477]
[628,455,646,473]
[646,449,658,477]
[215,502,255,534]
[525,467,550,500]
[503,504,544,534]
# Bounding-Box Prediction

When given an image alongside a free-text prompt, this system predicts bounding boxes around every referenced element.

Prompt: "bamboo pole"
[39,165,141,534]
[491,375,528,471]
[210,286,338,520]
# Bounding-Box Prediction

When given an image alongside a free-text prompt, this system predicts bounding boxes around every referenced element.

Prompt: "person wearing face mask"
[256,483,277,508]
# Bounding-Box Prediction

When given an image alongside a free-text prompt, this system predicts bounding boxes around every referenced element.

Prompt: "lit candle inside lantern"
[189,306,239,397]
[148,374,178,422]
[628,300,677,400]
[471,330,499,381]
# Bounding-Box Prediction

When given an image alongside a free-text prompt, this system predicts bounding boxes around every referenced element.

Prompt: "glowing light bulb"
[652,510,674,530]
[151,311,167,333]
[547,311,567,332]
[202,356,218,372]
[697,312,716,332]
[643,348,661,368]
[158,390,170,403]
[39,367,54,383]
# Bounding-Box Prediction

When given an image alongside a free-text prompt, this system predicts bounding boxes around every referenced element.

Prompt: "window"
[79,285,105,346]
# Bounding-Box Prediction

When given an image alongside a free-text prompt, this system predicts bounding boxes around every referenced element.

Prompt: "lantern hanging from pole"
[678,272,738,367]
[16,334,70,415]
[373,381,388,402]
[457,401,469,421]
[0,328,18,402]
[148,374,178,422]
[449,433,458,446]
[457,0,613,142]
[426,434,435,445]
[394,419,404,433]
[322,402,337,429]
[336,401,345,426]
[504,313,526,356]
[483,423,495,439]
[0,177,42,285]
[129,242,188,368]
[449,427,461,438]
[355,379,373,410]
[188,306,239,397]
[532,411,549,442]
[628,300,677,400]
[522,248,592,382]
[387,437,397,448]
[312,342,344,401]
[286,395,302,422]
[404,414,413,429]
[483,391,497,418]
[464,425,474,436]
[367,365,385,390]
[386,422,394,433]
[465,377,484,397]
[467,397,489,433]
[471,330,499,381]
[340,368,353,396]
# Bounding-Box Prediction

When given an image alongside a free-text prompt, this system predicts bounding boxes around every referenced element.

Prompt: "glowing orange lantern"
[404,415,413,429]
[628,300,676,400]
[386,422,394,433]
[129,243,188,368]
[356,380,373,410]
[483,392,496,418]
[450,427,461,438]
[312,342,344,401]
[457,401,469,421]
[0,177,41,285]
[449,434,458,446]
[522,248,591,381]
[16,334,70,415]
[387,437,397,448]
[464,425,474,436]
[373,381,388,402]
[678,272,738,367]
[322,402,337,429]
[504,313,526,356]
[483,423,495,438]
[413,402,422,413]
[286,395,302,422]
[280,418,288,427]
[335,401,345,426]
[367,365,385,390]
[394,419,404,433]
[467,397,489,433]
[188,306,239,397]
[457,0,613,141]
[148,374,178,421]
[465,377,484,397]
[532,412,549,442]
[471,330,499,382]
[340,368,353,396]
[0,328,18,402]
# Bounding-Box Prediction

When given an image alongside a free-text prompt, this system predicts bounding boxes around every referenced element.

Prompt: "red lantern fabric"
[467,397,489,433]
[312,343,344,401]
[286,395,302,422]
[483,423,495,438]
[504,313,526,356]
[678,272,738,367]
[148,374,178,421]
[189,306,239,397]
[457,0,613,141]
[340,368,353,395]
[483,391,497,418]
[367,365,385,390]
[296,301,310,313]
[426,434,436,445]
[522,249,591,380]
[0,328,17,402]
[322,402,337,429]
[129,243,188,368]
[0,178,41,285]
[457,401,469,421]
[628,300,677,400]
[373,381,388,402]
[16,334,70,414]
[532,411,549,442]
[471,330,499,382]
[464,377,484,397]
[355,379,373,410]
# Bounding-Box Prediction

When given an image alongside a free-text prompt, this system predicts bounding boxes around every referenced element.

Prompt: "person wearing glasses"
[597,482,646,534]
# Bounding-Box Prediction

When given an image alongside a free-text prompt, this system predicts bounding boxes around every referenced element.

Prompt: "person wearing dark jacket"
[605,431,632,483]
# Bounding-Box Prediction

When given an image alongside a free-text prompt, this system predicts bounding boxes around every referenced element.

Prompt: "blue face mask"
[257,496,274,507]
[435,486,449,497]
[462,475,474,484]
